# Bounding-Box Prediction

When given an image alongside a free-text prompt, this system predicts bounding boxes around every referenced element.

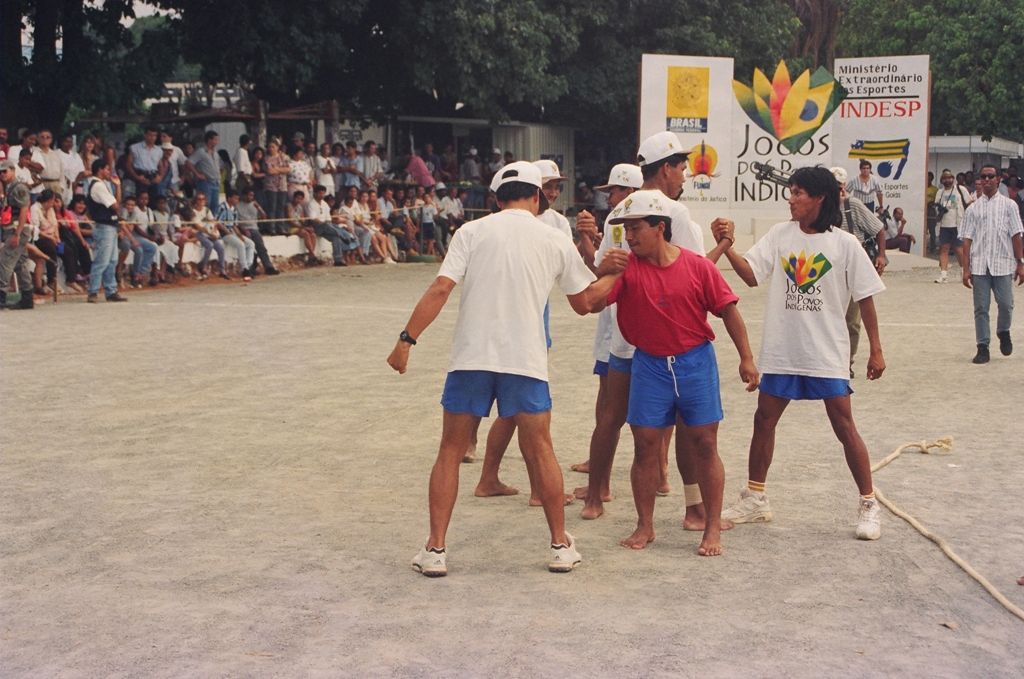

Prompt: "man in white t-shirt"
[933,168,973,283]
[314,143,337,197]
[387,161,627,577]
[233,135,253,191]
[159,132,186,194]
[711,165,887,541]
[56,132,85,201]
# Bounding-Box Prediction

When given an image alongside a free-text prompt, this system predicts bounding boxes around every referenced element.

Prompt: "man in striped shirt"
[961,163,1024,363]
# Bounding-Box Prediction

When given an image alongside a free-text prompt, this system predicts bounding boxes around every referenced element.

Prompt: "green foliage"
[838,0,1024,140]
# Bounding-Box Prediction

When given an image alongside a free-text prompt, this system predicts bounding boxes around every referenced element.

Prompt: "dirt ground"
[2,262,1023,678]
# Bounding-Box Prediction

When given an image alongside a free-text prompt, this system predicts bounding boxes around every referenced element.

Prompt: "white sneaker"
[935,273,948,283]
[721,487,773,523]
[384,256,397,265]
[549,532,582,572]
[411,540,447,577]
[856,497,881,540]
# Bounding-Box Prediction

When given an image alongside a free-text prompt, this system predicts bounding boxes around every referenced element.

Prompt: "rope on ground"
[872,437,1024,622]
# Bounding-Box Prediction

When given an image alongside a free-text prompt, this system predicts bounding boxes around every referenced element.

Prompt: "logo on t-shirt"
[781,251,833,312]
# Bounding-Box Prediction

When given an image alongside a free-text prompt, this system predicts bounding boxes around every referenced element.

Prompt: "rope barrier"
[872,438,1024,623]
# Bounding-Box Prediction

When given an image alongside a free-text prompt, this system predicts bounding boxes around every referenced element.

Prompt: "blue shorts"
[593,360,609,376]
[759,373,852,400]
[627,342,723,429]
[608,354,632,375]
[544,300,552,348]
[441,370,551,417]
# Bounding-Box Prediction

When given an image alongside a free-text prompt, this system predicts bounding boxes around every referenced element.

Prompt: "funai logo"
[733,60,847,154]
[687,141,718,194]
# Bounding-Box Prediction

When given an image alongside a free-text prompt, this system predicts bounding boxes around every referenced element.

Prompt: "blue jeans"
[88,224,120,296]
[131,236,158,276]
[972,273,1014,346]
[195,232,225,273]
[196,179,220,213]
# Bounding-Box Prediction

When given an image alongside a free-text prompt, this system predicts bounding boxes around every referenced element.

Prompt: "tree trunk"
[1,0,28,128]
[31,0,67,131]
[788,0,843,71]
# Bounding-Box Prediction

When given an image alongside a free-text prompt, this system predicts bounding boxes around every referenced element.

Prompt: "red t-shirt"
[608,247,739,357]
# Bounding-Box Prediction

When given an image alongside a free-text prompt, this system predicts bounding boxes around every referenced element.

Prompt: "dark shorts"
[593,360,609,376]
[421,222,436,240]
[938,227,962,247]
[759,373,852,400]
[441,370,551,418]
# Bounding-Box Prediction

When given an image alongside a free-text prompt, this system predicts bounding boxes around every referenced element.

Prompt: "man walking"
[961,163,1024,363]
[934,168,973,283]
[387,162,626,577]
[0,159,35,309]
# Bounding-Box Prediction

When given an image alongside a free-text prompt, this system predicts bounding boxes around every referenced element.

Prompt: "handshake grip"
[751,162,792,188]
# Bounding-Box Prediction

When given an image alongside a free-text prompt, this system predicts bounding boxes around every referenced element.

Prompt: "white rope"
[871,438,1024,622]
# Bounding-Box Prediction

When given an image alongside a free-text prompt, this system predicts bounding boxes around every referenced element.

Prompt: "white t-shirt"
[305,198,330,223]
[314,155,336,195]
[742,221,886,379]
[596,195,703,359]
[57,149,85,186]
[592,306,614,363]
[538,208,573,240]
[234,147,253,176]
[438,208,596,381]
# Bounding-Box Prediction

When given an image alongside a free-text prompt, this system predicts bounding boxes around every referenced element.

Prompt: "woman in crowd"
[173,202,201,275]
[63,196,94,277]
[77,134,98,191]
[54,194,90,285]
[262,139,290,234]
[30,189,82,293]
[286,190,320,266]
[180,141,196,199]
[186,192,227,280]
[150,194,180,282]
[287,147,312,205]
[366,190,398,264]
[249,147,267,219]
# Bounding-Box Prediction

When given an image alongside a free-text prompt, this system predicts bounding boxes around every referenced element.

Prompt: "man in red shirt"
[606,190,759,555]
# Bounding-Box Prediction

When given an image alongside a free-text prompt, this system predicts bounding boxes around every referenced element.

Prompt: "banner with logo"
[831,55,930,255]
[639,55,734,208]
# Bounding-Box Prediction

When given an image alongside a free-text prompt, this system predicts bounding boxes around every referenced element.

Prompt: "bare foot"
[570,460,590,473]
[697,524,723,556]
[656,482,671,496]
[1018,576,1024,586]
[573,485,613,501]
[462,443,476,463]
[683,506,734,532]
[620,527,655,549]
[529,493,575,507]
[581,501,604,520]
[474,481,519,497]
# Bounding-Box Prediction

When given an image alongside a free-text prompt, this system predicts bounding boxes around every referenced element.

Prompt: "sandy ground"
[2,262,1023,678]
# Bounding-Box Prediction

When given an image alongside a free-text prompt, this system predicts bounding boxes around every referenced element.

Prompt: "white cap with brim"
[533,159,566,181]
[607,190,672,225]
[489,161,543,192]
[636,131,688,167]
[829,166,848,184]
[435,182,447,190]
[0,159,17,171]
[596,163,642,191]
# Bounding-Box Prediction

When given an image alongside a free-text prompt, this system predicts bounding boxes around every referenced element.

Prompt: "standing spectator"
[77,134,99,188]
[419,185,440,256]
[846,160,884,214]
[158,131,186,196]
[337,141,362,190]
[0,159,35,308]
[9,130,44,176]
[234,134,253,192]
[16,148,43,195]
[314,143,337,198]
[422,143,442,179]
[287,147,313,200]
[216,189,255,278]
[0,128,8,161]
[926,171,938,205]
[378,146,390,174]
[249,147,266,208]
[359,140,384,189]
[960,163,1024,364]
[185,130,221,211]
[483,147,504,185]
[126,126,166,203]
[36,129,65,198]
[882,207,916,253]
[83,158,129,303]
[934,169,973,283]
[440,144,459,182]
[56,133,84,201]
[236,187,279,275]
[261,140,290,233]
[403,149,436,188]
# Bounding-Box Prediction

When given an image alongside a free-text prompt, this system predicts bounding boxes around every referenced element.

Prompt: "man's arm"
[709,218,758,287]
[566,248,629,314]
[126,150,148,185]
[874,230,886,274]
[720,302,759,391]
[961,238,973,288]
[387,276,458,373]
[857,295,885,380]
[1012,232,1024,285]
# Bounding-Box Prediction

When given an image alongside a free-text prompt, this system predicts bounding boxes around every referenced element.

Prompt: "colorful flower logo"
[687,141,718,177]
[733,60,847,154]
[781,250,833,293]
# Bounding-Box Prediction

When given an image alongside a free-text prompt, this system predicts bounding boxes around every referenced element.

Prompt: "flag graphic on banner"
[848,139,911,179]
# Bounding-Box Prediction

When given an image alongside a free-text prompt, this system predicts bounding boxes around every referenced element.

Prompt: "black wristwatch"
[399,330,417,345]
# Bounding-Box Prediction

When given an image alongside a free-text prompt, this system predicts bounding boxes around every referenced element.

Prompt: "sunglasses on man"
[977,173,998,180]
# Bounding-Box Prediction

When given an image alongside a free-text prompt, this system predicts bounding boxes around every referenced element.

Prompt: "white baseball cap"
[489,160,543,192]
[596,164,643,191]
[829,166,848,184]
[607,190,672,224]
[533,159,566,181]
[468,147,478,156]
[636,131,689,167]
[492,147,502,155]
[435,182,447,190]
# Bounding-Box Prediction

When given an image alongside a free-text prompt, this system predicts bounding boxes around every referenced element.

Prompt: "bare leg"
[474,416,519,496]
[427,411,482,550]
[658,427,672,495]
[514,411,567,545]
[749,391,791,484]
[580,367,629,519]
[823,395,874,496]
[621,425,662,549]
[953,245,965,270]
[572,373,608,472]
[938,243,950,272]
[684,422,726,556]
[676,417,707,530]
[463,420,480,463]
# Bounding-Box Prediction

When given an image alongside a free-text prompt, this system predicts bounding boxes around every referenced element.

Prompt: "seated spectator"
[118,194,159,288]
[52,194,88,289]
[367,190,398,264]
[338,186,368,255]
[306,184,356,266]
[287,190,320,266]
[215,189,256,279]
[883,207,916,253]
[186,192,226,280]
[150,194,180,281]
[30,189,82,293]
[62,195,93,279]
[236,187,279,275]
[171,202,200,275]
